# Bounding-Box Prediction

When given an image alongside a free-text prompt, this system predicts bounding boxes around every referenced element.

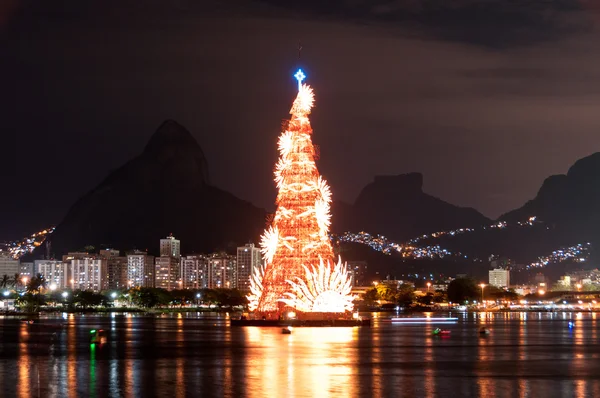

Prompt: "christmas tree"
[248,70,354,316]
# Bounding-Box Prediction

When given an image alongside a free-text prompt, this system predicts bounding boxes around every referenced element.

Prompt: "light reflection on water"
[1,312,600,397]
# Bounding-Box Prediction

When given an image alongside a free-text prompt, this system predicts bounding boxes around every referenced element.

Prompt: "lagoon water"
[1,312,600,397]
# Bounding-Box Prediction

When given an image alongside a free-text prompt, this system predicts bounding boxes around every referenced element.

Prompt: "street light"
[480,283,486,304]
[111,292,117,299]
[196,293,201,307]
[426,282,431,292]
[49,283,57,291]
[576,283,582,291]
[62,292,69,298]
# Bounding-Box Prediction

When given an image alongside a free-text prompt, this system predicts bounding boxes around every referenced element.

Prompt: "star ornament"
[294,69,306,89]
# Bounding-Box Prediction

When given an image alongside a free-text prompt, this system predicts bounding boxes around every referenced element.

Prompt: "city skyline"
[4,3,600,396]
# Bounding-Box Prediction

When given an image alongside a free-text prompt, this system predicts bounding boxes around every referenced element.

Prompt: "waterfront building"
[62,252,90,262]
[432,284,448,292]
[156,235,181,290]
[99,249,127,290]
[19,262,34,278]
[160,234,181,259]
[236,244,262,292]
[0,252,19,277]
[489,268,510,288]
[127,251,155,288]
[557,275,571,289]
[35,260,69,289]
[156,256,180,290]
[99,249,120,258]
[180,255,208,289]
[70,257,106,291]
[207,253,236,289]
[347,260,368,287]
[107,257,128,290]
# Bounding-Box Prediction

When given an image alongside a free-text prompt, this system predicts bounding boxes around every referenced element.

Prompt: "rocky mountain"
[332,173,491,241]
[388,153,600,271]
[36,120,266,258]
[501,152,600,243]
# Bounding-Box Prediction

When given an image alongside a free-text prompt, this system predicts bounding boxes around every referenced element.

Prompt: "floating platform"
[230,318,371,327]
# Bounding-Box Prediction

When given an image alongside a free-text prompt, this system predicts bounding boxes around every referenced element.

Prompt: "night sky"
[2,0,600,241]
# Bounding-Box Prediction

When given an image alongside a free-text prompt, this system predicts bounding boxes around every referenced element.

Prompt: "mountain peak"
[372,173,424,193]
[333,172,490,240]
[143,119,210,184]
[34,120,265,257]
[145,119,200,152]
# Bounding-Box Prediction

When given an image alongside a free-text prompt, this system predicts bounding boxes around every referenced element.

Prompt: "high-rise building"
[236,244,262,292]
[180,255,208,289]
[0,252,19,277]
[489,268,510,288]
[207,253,236,289]
[62,252,91,262]
[99,249,120,258]
[19,262,35,278]
[127,251,155,288]
[155,256,180,290]
[71,257,106,291]
[36,260,69,289]
[160,235,181,259]
[347,261,368,286]
[490,256,514,270]
[107,257,128,290]
[99,249,127,290]
[156,235,181,290]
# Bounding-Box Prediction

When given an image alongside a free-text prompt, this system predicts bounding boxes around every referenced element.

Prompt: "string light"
[248,71,354,316]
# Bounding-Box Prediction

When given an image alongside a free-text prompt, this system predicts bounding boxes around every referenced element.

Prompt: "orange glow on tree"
[248,77,353,315]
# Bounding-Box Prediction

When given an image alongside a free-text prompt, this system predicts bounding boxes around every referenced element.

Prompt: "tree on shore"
[0,274,9,289]
[447,278,478,304]
[11,273,21,289]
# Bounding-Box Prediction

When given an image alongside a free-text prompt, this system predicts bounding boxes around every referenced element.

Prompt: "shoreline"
[2,307,599,317]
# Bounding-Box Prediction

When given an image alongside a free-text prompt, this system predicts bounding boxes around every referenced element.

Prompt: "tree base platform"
[230,318,370,327]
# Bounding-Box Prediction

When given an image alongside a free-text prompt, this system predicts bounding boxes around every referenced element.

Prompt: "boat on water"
[385,317,458,324]
[432,328,451,336]
[90,329,107,344]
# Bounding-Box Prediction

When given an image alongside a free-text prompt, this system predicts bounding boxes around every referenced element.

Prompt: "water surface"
[1,311,599,397]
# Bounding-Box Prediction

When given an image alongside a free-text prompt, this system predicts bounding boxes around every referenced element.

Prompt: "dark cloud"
[258,0,593,47]
[2,0,600,240]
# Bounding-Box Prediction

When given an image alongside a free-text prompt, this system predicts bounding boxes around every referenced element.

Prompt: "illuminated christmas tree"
[248,70,355,316]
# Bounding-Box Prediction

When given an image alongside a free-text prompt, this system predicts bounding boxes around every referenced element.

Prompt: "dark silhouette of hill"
[34,120,266,258]
[501,152,600,245]
[379,153,600,275]
[332,173,491,241]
